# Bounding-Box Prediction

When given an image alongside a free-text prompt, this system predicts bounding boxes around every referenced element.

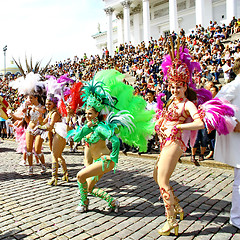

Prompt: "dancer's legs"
[76,159,117,210]
[35,135,46,174]
[52,134,67,182]
[48,132,53,152]
[156,143,182,185]
[78,160,115,184]
[34,135,45,165]
[26,132,34,166]
[157,143,183,211]
[155,142,183,235]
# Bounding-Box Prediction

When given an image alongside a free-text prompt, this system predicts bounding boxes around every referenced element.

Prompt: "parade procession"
[0,0,240,239]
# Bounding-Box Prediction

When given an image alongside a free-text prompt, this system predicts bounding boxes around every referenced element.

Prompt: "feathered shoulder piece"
[199,97,237,135]
[161,37,201,85]
[106,110,135,134]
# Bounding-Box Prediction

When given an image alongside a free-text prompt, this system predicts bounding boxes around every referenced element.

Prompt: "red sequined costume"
[155,99,200,151]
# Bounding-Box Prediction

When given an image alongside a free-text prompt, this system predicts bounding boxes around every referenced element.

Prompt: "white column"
[226,0,236,24]
[132,5,141,45]
[121,1,131,43]
[104,7,114,56]
[195,0,212,28]
[195,0,204,26]
[116,12,124,45]
[142,0,150,45]
[133,13,141,45]
[169,0,178,33]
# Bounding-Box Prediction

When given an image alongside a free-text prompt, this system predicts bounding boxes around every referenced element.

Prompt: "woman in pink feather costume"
[153,42,205,236]
[154,41,237,236]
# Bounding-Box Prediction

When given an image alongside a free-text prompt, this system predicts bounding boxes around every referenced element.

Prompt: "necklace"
[174,97,186,103]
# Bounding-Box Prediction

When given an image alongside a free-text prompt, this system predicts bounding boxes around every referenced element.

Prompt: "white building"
[92,0,240,56]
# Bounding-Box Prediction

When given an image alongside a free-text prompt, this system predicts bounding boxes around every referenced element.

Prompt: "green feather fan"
[94,69,155,152]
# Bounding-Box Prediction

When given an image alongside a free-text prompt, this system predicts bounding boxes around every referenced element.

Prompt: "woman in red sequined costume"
[153,42,205,236]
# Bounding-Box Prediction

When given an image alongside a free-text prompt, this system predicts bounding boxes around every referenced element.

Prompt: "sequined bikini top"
[29,104,42,122]
[158,99,189,122]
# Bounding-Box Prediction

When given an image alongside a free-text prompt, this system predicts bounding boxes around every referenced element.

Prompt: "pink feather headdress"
[161,38,201,85]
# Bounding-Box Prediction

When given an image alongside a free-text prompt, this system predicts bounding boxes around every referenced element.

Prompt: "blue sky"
[0,0,106,69]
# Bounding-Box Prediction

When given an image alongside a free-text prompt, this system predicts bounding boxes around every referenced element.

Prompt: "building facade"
[92,0,240,56]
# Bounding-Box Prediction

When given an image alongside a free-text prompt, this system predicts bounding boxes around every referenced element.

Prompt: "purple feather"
[195,88,212,106]
[46,75,56,80]
[156,93,165,110]
[63,88,71,96]
[57,74,74,84]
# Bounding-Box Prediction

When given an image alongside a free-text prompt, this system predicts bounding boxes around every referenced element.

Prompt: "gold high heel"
[62,173,69,182]
[158,215,179,236]
[174,202,184,220]
[170,187,184,220]
[47,177,58,186]
[158,187,180,236]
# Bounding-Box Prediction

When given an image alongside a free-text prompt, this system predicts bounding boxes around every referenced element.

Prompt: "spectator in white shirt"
[146,90,157,111]
[234,47,240,60]
[222,59,233,83]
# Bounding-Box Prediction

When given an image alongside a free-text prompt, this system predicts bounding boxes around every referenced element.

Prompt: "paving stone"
[210,232,232,240]
[64,228,84,238]
[69,233,91,240]
[40,232,57,240]
[55,236,69,240]
[232,233,240,240]
[114,228,133,239]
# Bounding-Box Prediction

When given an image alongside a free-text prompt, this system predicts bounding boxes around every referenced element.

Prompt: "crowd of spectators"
[1,17,240,153]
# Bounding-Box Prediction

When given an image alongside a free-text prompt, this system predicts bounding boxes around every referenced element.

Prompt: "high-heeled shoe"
[47,177,58,186]
[29,166,33,176]
[40,164,47,175]
[62,173,69,182]
[158,215,179,236]
[174,202,184,220]
[169,187,184,220]
[173,196,184,220]
[75,199,89,213]
[105,199,120,213]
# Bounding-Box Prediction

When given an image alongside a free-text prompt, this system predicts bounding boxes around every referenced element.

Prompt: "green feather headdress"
[81,79,116,112]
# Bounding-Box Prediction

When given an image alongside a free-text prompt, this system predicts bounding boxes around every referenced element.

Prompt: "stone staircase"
[222,32,240,46]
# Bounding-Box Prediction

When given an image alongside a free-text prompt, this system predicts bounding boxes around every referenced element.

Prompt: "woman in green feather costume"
[68,70,155,213]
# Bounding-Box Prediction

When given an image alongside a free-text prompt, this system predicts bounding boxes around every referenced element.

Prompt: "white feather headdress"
[9,72,43,95]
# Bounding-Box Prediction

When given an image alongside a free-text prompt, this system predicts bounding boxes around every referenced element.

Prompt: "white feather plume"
[9,72,42,95]
[106,110,135,133]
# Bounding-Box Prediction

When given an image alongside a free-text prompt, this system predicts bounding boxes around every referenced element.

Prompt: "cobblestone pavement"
[0,140,240,240]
